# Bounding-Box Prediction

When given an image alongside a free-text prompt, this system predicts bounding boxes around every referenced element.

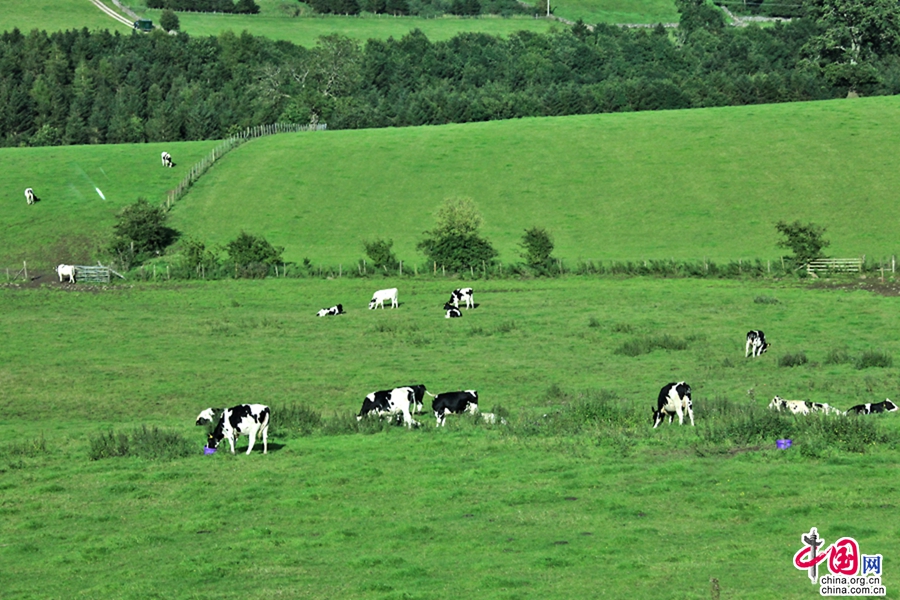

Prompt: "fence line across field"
[166,122,327,209]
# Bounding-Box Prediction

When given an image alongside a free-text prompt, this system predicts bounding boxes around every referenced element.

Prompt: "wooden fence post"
[23,261,27,281]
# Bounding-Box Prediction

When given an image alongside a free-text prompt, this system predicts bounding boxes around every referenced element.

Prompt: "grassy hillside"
[4,96,900,271]
[1,277,898,598]
[0,0,134,34]
[0,140,219,268]
[169,96,900,268]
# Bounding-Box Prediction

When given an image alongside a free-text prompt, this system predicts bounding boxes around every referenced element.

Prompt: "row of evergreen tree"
[145,0,259,14]
[1,12,900,147]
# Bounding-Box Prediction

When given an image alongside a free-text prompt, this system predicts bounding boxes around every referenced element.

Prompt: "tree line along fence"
[165,122,327,210]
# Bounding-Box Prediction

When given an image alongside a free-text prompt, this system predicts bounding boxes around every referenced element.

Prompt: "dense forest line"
[1,1,899,146]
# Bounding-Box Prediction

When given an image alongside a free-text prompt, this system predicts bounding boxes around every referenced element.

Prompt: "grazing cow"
[24,188,35,205]
[203,404,270,455]
[444,303,462,319]
[449,287,474,309]
[745,330,769,357]
[432,390,479,426]
[56,264,76,283]
[846,399,897,415]
[195,407,221,426]
[161,151,173,167]
[768,396,842,415]
[316,304,344,317]
[357,386,419,427]
[652,382,694,428]
[368,288,398,309]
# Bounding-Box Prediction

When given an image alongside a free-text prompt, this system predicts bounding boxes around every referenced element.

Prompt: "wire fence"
[165,122,327,210]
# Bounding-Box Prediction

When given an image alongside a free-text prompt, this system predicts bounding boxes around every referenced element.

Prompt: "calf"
[368,288,398,309]
[161,151,174,167]
[316,304,344,317]
[449,287,474,309]
[768,396,842,415]
[652,381,694,428]
[444,303,462,319]
[745,330,769,357]
[202,404,270,455]
[432,390,479,426]
[56,264,76,283]
[357,387,419,427]
[24,188,35,205]
[846,399,898,415]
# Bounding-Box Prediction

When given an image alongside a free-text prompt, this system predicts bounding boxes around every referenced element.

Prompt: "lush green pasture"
[0,140,218,268]
[1,277,899,598]
[0,0,134,34]
[169,96,900,267]
[553,0,677,25]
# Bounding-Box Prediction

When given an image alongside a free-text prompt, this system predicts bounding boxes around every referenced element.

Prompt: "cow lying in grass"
[846,399,897,415]
[316,304,344,317]
[444,303,462,318]
[768,396,842,415]
[196,404,270,454]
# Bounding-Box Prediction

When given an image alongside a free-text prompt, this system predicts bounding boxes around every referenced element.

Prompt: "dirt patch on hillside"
[1,272,117,293]
[809,279,900,297]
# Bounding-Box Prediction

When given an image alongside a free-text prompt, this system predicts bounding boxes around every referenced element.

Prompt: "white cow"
[202,404,270,455]
[161,151,173,167]
[24,188,35,205]
[357,387,420,428]
[56,264,76,283]
[368,288,398,309]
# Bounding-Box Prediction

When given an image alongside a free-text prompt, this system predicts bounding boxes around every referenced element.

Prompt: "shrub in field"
[779,351,808,367]
[417,197,498,273]
[109,198,179,269]
[753,295,779,304]
[775,220,830,265]
[225,231,284,278]
[89,426,195,460]
[519,227,555,271]
[363,238,399,270]
[825,347,852,365]
[179,237,220,277]
[855,350,892,370]
[270,403,323,437]
[614,334,688,357]
[0,435,48,459]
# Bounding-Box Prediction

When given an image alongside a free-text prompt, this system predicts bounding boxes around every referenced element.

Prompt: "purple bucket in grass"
[203,446,216,455]
[776,439,792,450]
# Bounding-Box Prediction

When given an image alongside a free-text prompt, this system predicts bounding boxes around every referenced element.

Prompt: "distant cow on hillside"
[161,151,174,167]
[745,330,769,357]
[846,399,897,415]
[24,188,36,205]
[652,382,694,428]
[449,287,474,309]
[56,264,76,283]
[368,288,398,309]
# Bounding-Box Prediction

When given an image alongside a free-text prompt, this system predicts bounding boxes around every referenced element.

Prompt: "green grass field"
[1,277,898,598]
[167,96,900,267]
[0,0,134,34]
[5,96,900,272]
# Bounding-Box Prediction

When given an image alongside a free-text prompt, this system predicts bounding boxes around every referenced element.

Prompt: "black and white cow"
[444,303,462,319]
[368,288,398,309]
[846,399,897,415]
[357,387,419,427]
[449,287,474,309]
[56,264,76,283]
[432,390,479,426]
[745,330,769,357]
[652,382,694,428]
[398,384,432,414]
[316,304,344,317]
[768,396,842,415]
[199,404,270,455]
[161,151,174,167]
[24,188,35,205]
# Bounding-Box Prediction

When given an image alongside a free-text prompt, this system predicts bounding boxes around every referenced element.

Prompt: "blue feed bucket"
[203,446,216,455]
[776,439,792,450]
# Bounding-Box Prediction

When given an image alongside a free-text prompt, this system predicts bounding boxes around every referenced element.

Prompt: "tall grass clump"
[753,295,780,304]
[855,350,892,370]
[0,434,48,459]
[825,347,852,365]
[321,411,407,435]
[778,351,808,367]
[614,334,688,357]
[269,403,323,437]
[89,426,195,460]
[513,388,642,436]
